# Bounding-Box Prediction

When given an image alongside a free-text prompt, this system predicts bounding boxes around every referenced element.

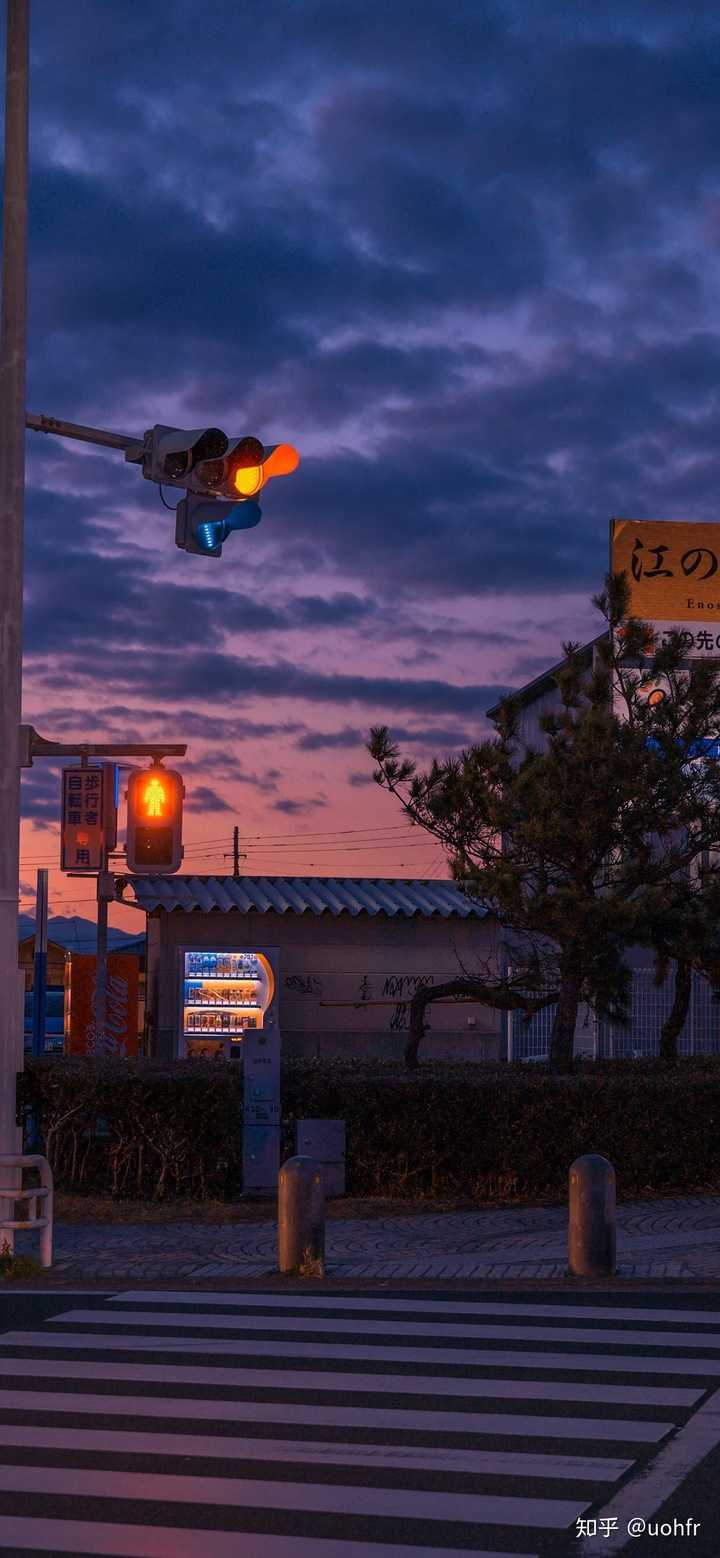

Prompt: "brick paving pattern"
[17,1194,720,1282]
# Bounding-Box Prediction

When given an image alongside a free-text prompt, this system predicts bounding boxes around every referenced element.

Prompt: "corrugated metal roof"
[126,876,489,919]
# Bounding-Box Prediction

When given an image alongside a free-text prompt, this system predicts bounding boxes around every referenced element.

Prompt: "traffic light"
[175,494,262,557]
[140,425,300,498]
[126,766,184,874]
[193,437,300,500]
[142,426,229,490]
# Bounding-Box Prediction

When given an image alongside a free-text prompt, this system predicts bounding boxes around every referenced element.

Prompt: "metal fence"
[510,1000,557,1061]
[597,967,720,1058]
[511,968,720,1060]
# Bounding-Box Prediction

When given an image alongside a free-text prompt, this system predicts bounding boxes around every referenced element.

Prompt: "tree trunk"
[405,977,556,1070]
[549,958,583,1073]
[659,957,692,1066]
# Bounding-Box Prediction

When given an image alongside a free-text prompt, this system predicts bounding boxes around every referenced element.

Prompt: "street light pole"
[0,0,29,1159]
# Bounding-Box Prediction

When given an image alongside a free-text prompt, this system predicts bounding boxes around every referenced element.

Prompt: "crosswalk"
[0,1288,718,1556]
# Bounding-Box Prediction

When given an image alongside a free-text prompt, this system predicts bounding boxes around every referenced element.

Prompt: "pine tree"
[369,575,720,1071]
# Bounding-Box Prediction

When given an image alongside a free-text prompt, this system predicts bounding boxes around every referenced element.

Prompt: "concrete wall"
[146,908,503,1062]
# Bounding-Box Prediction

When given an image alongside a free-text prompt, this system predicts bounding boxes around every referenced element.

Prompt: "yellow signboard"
[611,518,720,621]
[611,518,720,659]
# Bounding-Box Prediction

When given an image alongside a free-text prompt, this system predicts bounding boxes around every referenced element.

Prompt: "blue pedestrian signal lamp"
[175,495,262,558]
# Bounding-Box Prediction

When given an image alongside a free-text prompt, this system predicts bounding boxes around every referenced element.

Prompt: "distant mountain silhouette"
[18,913,143,952]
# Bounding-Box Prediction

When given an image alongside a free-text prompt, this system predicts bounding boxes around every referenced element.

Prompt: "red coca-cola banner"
[66,954,140,1057]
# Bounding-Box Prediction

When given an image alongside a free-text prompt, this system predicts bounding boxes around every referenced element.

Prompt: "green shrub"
[0,1239,43,1282]
[19,1058,243,1201]
[18,1054,720,1202]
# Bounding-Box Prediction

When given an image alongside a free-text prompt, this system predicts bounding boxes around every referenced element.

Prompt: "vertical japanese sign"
[61,765,104,872]
[611,518,720,658]
[60,764,117,871]
[66,953,140,1057]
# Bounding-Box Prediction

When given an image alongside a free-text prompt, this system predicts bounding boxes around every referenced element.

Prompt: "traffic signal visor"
[147,425,229,485]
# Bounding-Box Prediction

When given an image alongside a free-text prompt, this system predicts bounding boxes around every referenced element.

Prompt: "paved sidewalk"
[15,1194,720,1282]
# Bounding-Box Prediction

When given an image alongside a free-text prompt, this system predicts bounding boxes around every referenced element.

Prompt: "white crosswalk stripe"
[46,1306,720,1348]
[110,1291,720,1324]
[0,1290,717,1557]
[4,1325,720,1373]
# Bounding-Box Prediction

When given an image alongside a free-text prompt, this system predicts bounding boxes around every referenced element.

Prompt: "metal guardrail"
[0,1153,53,1267]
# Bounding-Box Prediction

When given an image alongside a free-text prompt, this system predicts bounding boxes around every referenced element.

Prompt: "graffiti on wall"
[284,974,323,997]
[381,974,434,1000]
[282,969,437,1032]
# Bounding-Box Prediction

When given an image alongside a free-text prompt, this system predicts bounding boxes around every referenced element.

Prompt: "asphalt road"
[0,1285,719,1556]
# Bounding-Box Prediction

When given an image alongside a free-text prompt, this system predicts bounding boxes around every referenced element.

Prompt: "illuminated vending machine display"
[180,945,281,1194]
[181,950,275,1060]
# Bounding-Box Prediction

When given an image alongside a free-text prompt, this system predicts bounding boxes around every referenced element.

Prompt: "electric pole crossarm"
[25,411,144,460]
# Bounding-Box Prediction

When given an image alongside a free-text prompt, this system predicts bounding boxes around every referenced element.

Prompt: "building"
[123,876,501,1062]
[19,931,146,1056]
[19,935,68,1053]
[485,640,720,1060]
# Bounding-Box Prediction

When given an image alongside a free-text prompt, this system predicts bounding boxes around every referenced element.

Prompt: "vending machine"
[179,946,280,1194]
[181,948,274,1058]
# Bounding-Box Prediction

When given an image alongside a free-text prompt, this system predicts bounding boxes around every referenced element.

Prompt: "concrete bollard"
[278,1156,325,1275]
[568,1154,616,1278]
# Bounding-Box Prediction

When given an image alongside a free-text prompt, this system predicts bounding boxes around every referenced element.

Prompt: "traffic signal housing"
[141,426,229,490]
[175,494,262,556]
[193,437,299,500]
[126,766,184,874]
[139,425,300,499]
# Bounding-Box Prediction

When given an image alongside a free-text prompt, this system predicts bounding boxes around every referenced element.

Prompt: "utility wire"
[19,823,415,866]
[158,484,179,512]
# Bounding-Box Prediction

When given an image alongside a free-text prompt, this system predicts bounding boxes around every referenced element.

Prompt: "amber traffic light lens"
[647,688,667,707]
[232,462,264,496]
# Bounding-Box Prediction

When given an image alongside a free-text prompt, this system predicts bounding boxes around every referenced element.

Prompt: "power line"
[240,842,439,855]
[18,823,416,867]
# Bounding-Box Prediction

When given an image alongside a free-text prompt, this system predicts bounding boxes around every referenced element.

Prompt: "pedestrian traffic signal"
[175,494,262,557]
[193,437,300,500]
[142,425,229,489]
[126,766,184,874]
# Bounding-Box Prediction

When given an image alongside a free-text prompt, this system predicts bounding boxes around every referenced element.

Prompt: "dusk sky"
[13,0,720,932]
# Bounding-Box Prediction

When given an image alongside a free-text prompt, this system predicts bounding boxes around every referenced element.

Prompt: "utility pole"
[0,0,29,1159]
[95,865,109,1055]
[224,826,246,879]
[31,868,48,1058]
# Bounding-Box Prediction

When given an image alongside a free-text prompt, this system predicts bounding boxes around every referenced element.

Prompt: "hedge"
[17,1055,720,1202]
